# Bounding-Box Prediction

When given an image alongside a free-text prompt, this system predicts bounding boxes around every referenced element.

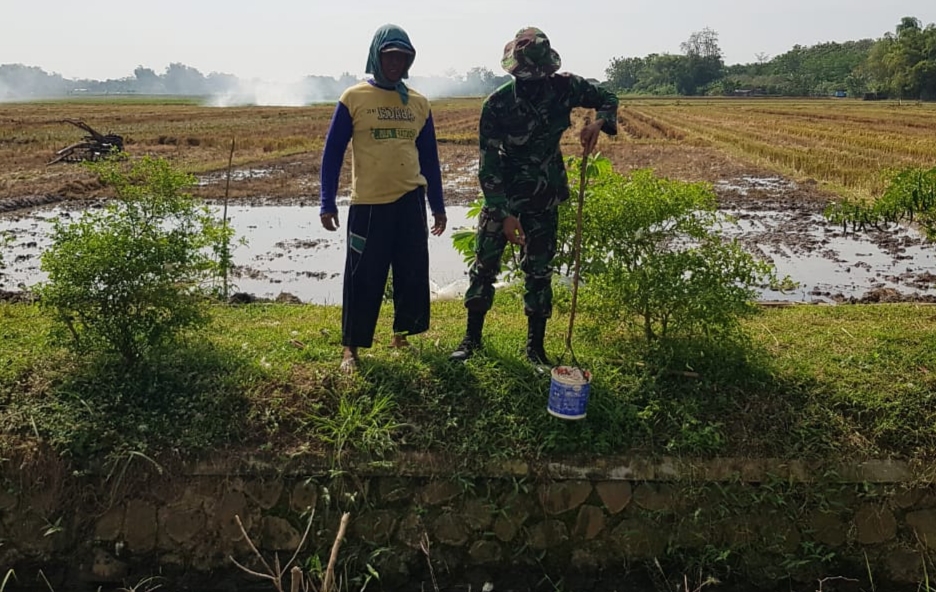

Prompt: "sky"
[2,0,934,83]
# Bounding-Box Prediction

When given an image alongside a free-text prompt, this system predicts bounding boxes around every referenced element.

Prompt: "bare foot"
[389,334,410,349]
[340,347,359,374]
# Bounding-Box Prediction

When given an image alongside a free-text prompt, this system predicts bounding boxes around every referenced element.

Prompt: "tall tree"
[866,16,936,99]
[162,63,207,96]
[134,66,164,94]
[604,56,645,92]
[680,28,725,95]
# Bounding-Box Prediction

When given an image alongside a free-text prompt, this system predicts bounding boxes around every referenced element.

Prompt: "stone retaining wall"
[2,453,935,588]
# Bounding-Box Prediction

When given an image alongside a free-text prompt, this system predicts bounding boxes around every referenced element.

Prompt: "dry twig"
[322,512,351,592]
[420,531,440,592]
[229,511,317,592]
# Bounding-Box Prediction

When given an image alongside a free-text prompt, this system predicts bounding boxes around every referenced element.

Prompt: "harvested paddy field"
[2,97,936,302]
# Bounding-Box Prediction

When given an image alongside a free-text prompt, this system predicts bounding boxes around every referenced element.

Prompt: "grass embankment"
[1,297,934,469]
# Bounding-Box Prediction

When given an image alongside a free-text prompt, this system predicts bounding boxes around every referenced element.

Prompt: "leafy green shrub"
[555,153,616,278]
[825,165,936,237]
[450,194,526,281]
[450,196,482,266]
[452,155,775,342]
[569,156,774,341]
[35,156,235,364]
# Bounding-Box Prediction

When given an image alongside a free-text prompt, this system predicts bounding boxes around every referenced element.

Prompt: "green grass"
[1,297,935,469]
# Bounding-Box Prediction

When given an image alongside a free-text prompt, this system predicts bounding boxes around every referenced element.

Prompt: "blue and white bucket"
[547,366,592,420]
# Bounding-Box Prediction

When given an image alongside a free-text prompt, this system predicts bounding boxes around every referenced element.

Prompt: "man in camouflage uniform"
[451,27,618,364]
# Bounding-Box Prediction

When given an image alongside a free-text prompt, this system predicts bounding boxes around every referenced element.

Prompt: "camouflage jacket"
[478,73,618,219]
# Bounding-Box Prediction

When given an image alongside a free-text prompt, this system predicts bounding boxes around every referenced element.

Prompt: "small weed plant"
[306,391,402,461]
[825,165,936,236]
[35,155,236,365]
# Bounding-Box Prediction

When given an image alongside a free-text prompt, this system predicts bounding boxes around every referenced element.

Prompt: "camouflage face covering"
[501,27,561,80]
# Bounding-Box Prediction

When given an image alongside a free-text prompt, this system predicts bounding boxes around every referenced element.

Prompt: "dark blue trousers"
[342,187,430,348]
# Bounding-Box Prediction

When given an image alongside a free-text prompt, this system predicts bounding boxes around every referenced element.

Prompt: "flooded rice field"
[0,201,475,304]
[1,174,934,304]
[715,175,936,302]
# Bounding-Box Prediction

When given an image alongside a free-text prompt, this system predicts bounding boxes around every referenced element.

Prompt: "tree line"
[604,16,936,99]
[3,17,933,102]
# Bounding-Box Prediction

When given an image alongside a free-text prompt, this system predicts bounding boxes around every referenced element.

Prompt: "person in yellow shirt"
[319,23,447,374]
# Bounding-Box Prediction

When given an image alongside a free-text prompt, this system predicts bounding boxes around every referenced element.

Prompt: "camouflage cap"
[501,27,561,80]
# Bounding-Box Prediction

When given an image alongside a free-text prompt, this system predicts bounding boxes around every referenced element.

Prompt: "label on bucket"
[548,366,591,420]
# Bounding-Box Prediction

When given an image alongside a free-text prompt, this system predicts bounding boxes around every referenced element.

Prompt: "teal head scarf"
[365,24,416,105]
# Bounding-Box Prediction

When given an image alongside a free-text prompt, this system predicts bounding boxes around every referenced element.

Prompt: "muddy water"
[715,175,936,302]
[0,202,476,303]
[1,187,935,304]
[720,207,936,301]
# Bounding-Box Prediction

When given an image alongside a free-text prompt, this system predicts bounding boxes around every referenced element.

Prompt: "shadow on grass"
[608,331,835,459]
[288,325,839,465]
[338,346,490,458]
[349,339,646,463]
[428,327,834,461]
[23,340,251,461]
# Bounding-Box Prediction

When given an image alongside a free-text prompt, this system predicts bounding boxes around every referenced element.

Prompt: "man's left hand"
[431,213,447,236]
[579,119,605,156]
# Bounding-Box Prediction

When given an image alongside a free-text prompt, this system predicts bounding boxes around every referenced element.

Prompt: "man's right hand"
[502,215,525,246]
[320,212,339,231]
[580,118,604,156]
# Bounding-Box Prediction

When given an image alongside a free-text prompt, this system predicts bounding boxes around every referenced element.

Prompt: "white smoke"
[204,73,495,107]
[407,76,466,100]
[0,63,498,106]
[205,78,328,107]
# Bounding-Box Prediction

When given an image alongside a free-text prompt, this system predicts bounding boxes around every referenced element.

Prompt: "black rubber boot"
[450,311,485,361]
[525,315,552,366]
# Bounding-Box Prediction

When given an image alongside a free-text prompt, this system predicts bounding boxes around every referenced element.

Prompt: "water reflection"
[1,203,934,303]
[0,205,476,304]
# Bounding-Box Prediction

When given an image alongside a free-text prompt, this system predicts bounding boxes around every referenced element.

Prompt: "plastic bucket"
[547,366,592,420]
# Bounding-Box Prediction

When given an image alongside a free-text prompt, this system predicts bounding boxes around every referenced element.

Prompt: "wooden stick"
[290,566,303,592]
[564,118,591,369]
[322,512,350,592]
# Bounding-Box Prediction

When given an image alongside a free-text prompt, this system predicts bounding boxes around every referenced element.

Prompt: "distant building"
[731,89,764,97]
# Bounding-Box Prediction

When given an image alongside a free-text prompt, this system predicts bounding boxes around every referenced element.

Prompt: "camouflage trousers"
[464,206,558,318]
